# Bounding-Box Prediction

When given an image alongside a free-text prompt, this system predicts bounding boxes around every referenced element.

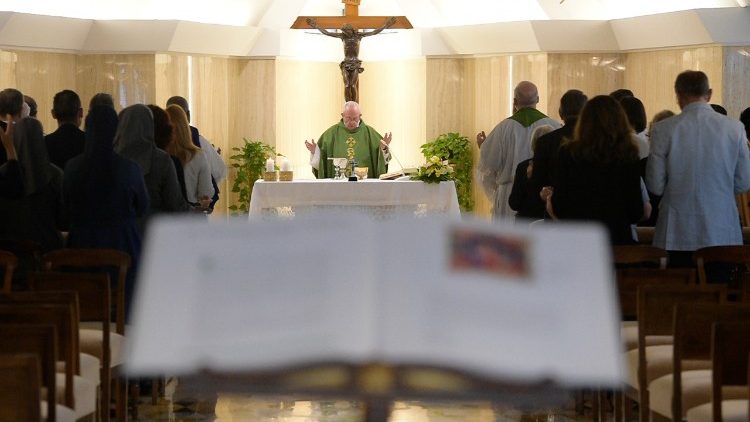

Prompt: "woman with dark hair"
[0,118,66,252]
[64,106,149,316]
[548,95,645,245]
[619,96,649,159]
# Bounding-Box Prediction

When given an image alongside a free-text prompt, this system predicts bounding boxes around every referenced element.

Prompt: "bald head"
[514,81,539,110]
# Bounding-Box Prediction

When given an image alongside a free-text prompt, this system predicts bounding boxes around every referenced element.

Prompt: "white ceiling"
[0,0,748,58]
[0,0,744,27]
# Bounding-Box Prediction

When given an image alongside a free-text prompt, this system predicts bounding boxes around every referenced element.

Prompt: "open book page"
[127,214,379,375]
[373,217,623,387]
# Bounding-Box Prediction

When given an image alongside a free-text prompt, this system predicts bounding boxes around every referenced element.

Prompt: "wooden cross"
[291,0,413,102]
[291,0,413,30]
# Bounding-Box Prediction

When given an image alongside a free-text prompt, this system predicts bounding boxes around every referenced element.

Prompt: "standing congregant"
[646,70,750,264]
[45,89,85,170]
[305,101,392,179]
[477,81,560,219]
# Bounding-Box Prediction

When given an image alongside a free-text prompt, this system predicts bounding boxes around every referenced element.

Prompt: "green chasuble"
[314,119,387,179]
[508,107,549,127]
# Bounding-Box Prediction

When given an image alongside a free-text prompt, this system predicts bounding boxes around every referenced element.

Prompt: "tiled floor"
[135,379,595,421]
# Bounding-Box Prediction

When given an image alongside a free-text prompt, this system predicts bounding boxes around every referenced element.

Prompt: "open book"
[378,168,418,180]
[127,213,623,388]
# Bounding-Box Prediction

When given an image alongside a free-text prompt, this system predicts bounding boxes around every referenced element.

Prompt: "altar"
[247,179,461,219]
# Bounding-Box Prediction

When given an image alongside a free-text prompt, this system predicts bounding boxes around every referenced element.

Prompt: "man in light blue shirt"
[646,70,750,265]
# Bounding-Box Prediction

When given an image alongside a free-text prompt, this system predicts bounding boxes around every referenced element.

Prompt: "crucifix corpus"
[291,0,413,103]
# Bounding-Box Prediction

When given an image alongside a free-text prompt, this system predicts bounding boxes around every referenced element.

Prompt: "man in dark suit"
[531,89,588,213]
[45,90,85,170]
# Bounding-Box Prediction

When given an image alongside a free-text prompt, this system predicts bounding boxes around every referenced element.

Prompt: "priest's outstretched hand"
[304,139,317,154]
[382,132,392,147]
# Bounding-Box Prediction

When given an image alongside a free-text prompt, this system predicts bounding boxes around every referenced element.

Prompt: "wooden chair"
[42,249,131,422]
[694,245,750,294]
[627,284,725,422]
[0,293,97,420]
[681,322,750,421]
[30,271,113,422]
[612,245,668,269]
[647,304,750,421]
[0,324,62,422]
[635,227,655,245]
[0,239,42,291]
[0,250,17,294]
[0,353,42,422]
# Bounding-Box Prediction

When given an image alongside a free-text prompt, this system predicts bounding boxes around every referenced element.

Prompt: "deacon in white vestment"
[477,81,560,219]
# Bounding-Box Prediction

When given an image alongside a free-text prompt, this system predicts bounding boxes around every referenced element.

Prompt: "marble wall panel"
[722,46,750,119]
[76,54,156,113]
[154,53,189,108]
[0,51,16,90]
[359,59,427,173]
[8,50,77,132]
[274,59,344,180]
[624,46,724,123]
[546,53,626,113]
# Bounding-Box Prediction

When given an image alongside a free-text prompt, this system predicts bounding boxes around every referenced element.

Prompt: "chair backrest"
[635,227,655,245]
[671,303,750,420]
[637,284,725,337]
[30,271,111,370]
[0,250,17,294]
[43,248,130,334]
[0,295,79,408]
[0,324,57,421]
[616,268,695,320]
[694,245,750,285]
[0,353,42,422]
[711,321,750,421]
[612,245,668,268]
[636,285,725,402]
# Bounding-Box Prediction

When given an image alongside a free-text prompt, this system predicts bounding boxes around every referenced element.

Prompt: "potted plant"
[228,138,278,215]
[417,132,474,212]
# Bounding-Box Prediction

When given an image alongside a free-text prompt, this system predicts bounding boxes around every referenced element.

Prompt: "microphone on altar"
[381,139,405,177]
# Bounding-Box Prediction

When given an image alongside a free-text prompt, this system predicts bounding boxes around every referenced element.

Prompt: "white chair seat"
[54,373,97,418]
[40,401,76,422]
[686,399,750,422]
[56,353,100,385]
[80,328,126,367]
[620,322,672,351]
[649,369,748,419]
[625,343,705,389]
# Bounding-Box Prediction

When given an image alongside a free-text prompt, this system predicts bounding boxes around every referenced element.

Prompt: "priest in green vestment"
[305,101,392,179]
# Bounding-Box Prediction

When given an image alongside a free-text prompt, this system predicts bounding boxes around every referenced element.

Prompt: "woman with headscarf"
[114,104,188,233]
[64,106,149,316]
[0,117,66,251]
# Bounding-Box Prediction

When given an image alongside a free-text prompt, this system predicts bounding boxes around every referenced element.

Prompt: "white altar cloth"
[248,179,461,219]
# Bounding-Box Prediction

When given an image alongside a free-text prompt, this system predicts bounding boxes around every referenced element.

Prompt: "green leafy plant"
[228,138,277,215]
[417,132,474,212]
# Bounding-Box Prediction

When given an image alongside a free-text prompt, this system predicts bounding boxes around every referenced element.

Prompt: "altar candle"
[266,158,275,172]
[280,158,291,172]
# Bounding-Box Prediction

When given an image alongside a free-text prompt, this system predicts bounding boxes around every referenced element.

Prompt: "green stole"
[315,119,387,179]
[508,107,549,128]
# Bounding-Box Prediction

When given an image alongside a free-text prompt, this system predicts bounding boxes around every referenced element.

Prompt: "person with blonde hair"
[165,104,213,209]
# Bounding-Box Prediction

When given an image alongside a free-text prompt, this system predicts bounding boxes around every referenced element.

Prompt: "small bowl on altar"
[354,167,369,180]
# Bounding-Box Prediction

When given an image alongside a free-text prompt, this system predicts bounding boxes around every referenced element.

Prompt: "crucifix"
[291,0,413,103]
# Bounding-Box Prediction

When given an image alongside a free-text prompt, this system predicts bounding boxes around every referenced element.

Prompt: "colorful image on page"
[449,227,530,279]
